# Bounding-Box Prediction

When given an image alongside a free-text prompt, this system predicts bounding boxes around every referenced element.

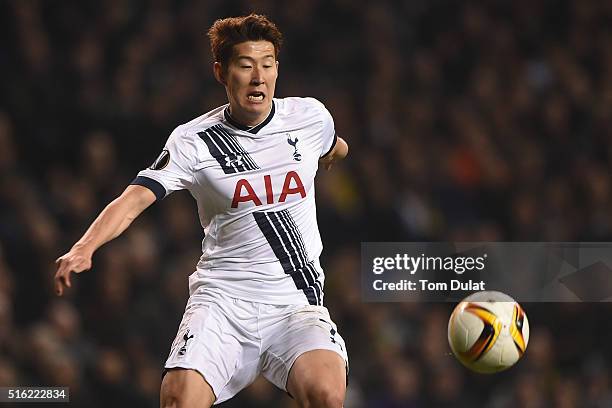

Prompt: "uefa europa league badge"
[150,149,170,170]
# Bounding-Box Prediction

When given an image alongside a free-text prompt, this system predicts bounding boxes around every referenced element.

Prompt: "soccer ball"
[448,291,529,373]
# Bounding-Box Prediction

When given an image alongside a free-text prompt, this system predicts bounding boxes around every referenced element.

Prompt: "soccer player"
[54,14,349,408]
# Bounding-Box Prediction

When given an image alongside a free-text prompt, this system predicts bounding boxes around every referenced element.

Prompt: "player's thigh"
[160,368,215,408]
[165,295,264,404]
[261,305,348,397]
[286,349,347,405]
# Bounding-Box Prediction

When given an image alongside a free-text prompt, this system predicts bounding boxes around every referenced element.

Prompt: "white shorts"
[164,290,348,404]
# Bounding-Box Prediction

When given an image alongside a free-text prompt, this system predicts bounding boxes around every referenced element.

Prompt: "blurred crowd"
[1,0,612,406]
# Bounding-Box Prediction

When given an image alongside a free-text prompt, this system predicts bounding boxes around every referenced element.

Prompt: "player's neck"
[227,104,273,129]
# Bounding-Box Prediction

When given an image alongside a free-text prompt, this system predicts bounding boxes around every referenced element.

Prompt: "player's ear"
[213,62,227,85]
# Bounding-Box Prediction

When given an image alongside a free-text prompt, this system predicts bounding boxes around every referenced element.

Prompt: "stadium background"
[1,0,612,406]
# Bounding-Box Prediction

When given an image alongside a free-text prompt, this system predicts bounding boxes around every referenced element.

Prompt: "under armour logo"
[178,330,194,356]
[287,134,301,161]
[225,154,244,167]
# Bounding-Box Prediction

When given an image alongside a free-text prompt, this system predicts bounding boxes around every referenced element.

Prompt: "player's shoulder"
[274,97,330,115]
[172,104,228,141]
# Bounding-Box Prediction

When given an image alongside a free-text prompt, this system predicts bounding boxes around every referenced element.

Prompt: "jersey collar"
[224,101,275,134]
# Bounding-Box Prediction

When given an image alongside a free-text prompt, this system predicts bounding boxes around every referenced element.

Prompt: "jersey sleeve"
[314,100,338,158]
[131,126,197,200]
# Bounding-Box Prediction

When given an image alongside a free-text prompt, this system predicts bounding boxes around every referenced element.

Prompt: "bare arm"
[319,136,349,170]
[54,184,156,295]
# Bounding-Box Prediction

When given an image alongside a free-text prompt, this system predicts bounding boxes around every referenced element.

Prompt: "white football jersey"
[132,97,337,306]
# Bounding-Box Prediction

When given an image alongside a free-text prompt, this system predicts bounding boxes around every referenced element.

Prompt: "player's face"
[216,41,278,127]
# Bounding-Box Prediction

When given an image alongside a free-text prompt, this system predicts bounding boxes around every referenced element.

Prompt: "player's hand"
[319,137,348,171]
[319,154,337,171]
[54,248,92,296]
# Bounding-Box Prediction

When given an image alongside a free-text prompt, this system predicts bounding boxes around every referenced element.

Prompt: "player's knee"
[160,395,178,408]
[160,384,197,408]
[160,376,182,408]
[160,370,214,408]
[160,385,180,408]
[304,382,345,408]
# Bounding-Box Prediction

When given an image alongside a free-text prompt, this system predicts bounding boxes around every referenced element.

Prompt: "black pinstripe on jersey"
[198,125,260,174]
[253,210,323,305]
